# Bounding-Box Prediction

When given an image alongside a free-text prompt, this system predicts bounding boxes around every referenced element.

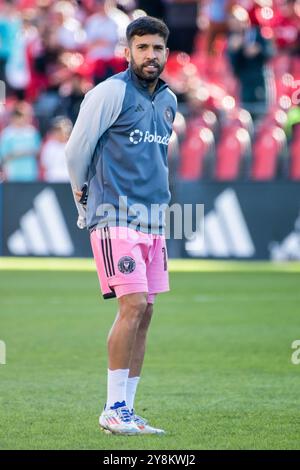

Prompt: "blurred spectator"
[109,0,131,37]
[137,0,165,17]
[116,0,137,15]
[163,0,199,54]
[48,1,86,51]
[0,2,30,99]
[33,83,65,137]
[273,0,300,55]
[0,1,17,83]
[0,102,41,181]
[206,0,231,54]
[60,73,91,124]
[40,116,72,182]
[85,0,128,83]
[227,6,273,118]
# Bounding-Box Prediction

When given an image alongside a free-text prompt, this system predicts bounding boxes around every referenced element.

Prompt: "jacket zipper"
[150,84,167,132]
[151,99,157,133]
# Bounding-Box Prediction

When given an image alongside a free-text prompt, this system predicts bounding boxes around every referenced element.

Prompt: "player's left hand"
[77,214,86,229]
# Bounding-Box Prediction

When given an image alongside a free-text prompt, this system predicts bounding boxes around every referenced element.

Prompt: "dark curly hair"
[126,16,169,45]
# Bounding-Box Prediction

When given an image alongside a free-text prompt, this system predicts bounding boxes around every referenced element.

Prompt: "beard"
[130,58,165,83]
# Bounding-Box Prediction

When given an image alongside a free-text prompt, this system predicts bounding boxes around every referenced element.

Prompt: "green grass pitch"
[0,258,300,450]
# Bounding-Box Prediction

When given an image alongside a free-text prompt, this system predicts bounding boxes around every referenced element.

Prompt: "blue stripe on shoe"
[110,401,126,410]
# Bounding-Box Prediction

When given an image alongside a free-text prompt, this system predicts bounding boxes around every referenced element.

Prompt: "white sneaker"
[131,410,166,435]
[99,401,140,435]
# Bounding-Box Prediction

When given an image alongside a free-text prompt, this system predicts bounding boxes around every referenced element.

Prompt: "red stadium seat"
[179,127,215,180]
[215,125,251,181]
[252,126,287,180]
[186,111,218,133]
[290,125,300,180]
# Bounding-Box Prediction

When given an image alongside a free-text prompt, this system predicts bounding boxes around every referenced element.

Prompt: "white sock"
[126,376,140,413]
[106,368,129,409]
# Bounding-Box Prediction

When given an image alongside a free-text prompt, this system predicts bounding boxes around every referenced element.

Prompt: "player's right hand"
[75,183,88,206]
[75,190,83,202]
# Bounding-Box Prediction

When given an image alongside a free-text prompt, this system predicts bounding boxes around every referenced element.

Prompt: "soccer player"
[65,16,177,436]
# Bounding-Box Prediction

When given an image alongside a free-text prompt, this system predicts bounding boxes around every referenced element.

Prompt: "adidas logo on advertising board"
[185,189,255,258]
[7,188,74,256]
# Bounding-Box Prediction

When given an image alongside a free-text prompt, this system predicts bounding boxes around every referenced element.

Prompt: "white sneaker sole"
[137,427,166,435]
[99,424,140,436]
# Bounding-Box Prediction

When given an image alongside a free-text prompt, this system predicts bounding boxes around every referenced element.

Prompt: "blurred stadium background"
[0,0,300,259]
[1,0,300,451]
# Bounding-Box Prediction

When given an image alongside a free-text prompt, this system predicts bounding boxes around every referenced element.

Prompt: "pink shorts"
[90,226,169,304]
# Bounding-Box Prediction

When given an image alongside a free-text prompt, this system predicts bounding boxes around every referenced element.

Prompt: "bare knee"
[118,293,148,326]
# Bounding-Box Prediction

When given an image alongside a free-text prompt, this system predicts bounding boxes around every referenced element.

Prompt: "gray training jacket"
[65,66,177,234]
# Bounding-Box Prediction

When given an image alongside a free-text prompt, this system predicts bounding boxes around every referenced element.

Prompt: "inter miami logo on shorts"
[118,256,136,274]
